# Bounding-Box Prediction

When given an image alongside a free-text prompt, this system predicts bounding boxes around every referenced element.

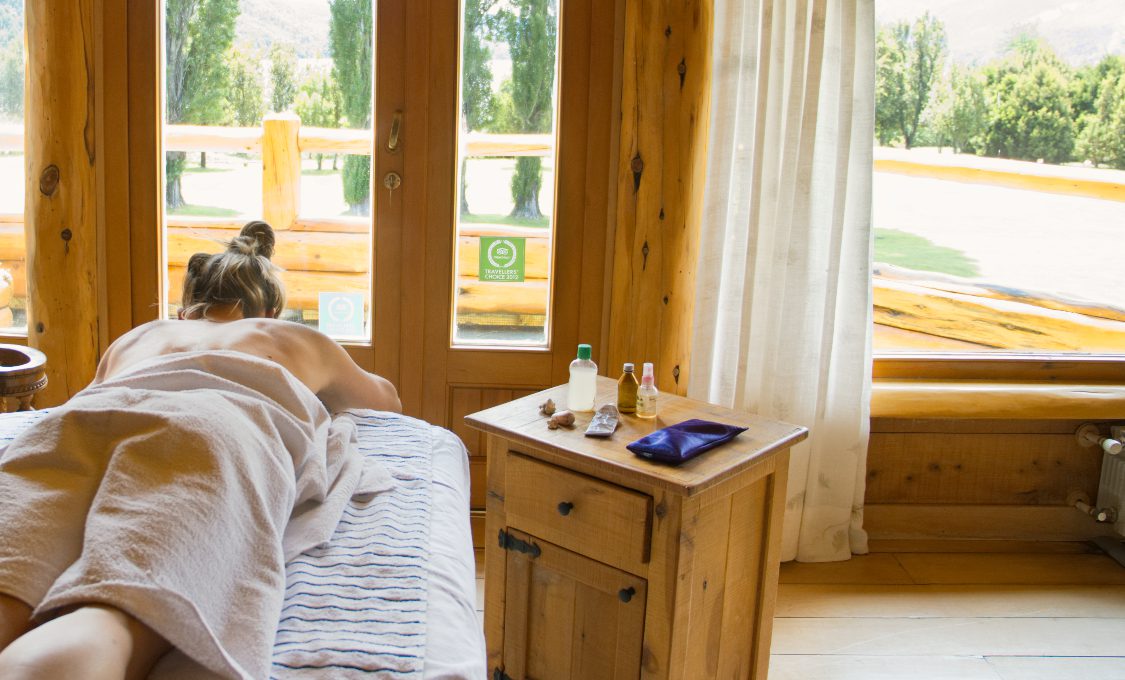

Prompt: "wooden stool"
[0,345,48,412]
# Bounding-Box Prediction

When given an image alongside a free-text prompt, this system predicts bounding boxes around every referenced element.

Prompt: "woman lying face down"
[98,220,401,415]
[0,221,401,680]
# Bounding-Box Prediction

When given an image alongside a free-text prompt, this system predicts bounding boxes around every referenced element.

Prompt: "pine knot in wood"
[631,153,644,193]
[39,165,60,196]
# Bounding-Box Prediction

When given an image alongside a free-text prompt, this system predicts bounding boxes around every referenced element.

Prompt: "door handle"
[386,110,402,152]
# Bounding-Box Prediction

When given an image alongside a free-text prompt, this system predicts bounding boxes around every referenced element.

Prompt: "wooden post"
[262,113,301,230]
[25,0,100,406]
[608,0,712,396]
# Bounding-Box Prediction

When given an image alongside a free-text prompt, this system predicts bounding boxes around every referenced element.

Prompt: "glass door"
[452,0,560,348]
[160,0,374,341]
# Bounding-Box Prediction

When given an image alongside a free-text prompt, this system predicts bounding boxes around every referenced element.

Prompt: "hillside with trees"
[877,12,1125,169]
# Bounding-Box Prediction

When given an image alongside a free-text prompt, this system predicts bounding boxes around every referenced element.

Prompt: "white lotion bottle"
[636,362,658,418]
[566,344,597,412]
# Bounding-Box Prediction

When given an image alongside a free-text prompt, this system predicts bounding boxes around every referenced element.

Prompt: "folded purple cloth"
[626,418,748,464]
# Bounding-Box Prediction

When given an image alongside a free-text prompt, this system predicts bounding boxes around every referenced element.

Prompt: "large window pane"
[162,0,373,341]
[452,0,560,347]
[873,2,1125,355]
[0,0,25,333]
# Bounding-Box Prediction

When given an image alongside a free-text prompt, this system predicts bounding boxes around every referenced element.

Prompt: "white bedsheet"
[424,428,487,680]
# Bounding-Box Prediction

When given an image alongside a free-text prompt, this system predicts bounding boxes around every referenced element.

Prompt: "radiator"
[1096,450,1125,537]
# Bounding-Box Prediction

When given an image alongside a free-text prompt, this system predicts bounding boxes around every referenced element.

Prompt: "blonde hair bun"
[229,220,276,259]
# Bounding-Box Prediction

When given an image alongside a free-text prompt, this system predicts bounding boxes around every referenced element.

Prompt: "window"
[873,2,1125,357]
[451,0,560,347]
[161,0,373,341]
[0,0,25,333]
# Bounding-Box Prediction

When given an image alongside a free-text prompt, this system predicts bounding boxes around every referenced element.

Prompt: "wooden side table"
[466,377,807,680]
[0,345,48,412]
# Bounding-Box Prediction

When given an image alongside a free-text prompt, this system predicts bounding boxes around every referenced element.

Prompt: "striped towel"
[0,408,433,680]
[272,411,433,679]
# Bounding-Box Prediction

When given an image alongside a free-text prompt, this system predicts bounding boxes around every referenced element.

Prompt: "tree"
[933,64,988,154]
[165,0,240,209]
[269,43,298,113]
[460,0,498,215]
[1070,55,1124,121]
[495,0,557,220]
[295,71,342,169]
[982,37,1074,163]
[329,0,373,215]
[0,39,20,120]
[226,46,265,127]
[874,12,946,148]
[1076,73,1125,168]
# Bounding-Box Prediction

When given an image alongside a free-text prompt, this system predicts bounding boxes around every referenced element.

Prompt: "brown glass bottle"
[617,363,639,414]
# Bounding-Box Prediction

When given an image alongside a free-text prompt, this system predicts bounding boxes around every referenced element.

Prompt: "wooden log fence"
[4,119,1125,347]
[0,117,555,324]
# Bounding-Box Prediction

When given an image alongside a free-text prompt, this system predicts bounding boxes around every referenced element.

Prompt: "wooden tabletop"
[465,376,808,497]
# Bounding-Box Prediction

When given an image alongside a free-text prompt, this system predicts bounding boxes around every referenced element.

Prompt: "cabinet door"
[502,529,647,680]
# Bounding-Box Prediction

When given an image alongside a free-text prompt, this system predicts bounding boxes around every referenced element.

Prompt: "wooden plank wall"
[865,418,1111,540]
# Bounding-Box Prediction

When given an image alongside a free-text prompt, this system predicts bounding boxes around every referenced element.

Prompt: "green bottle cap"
[577,344,592,360]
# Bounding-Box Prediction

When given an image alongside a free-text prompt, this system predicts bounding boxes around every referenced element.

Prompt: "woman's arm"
[304,330,402,414]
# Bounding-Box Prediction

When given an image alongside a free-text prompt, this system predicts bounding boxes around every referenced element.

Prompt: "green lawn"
[460,212,549,228]
[168,204,241,217]
[874,228,979,278]
[183,166,231,174]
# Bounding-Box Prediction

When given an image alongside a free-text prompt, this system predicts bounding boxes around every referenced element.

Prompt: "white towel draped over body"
[0,350,391,680]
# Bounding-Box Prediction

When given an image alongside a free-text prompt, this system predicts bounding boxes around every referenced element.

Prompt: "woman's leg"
[0,594,32,650]
[0,604,170,680]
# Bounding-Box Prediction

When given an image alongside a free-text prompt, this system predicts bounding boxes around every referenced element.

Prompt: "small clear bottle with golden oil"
[617,363,639,414]
[636,362,658,418]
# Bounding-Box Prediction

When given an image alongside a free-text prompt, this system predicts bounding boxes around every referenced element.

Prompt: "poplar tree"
[269,43,298,113]
[226,46,265,127]
[496,0,556,220]
[165,0,240,208]
[329,0,373,215]
[0,1,21,119]
[460,0,497,215]
[295,72,342,169]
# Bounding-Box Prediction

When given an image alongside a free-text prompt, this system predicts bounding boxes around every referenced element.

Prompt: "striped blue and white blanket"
[0,408,434,680]
[272,411,433,679]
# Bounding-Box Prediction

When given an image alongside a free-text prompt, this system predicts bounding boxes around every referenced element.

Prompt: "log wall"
[607,0,713,396]
[24,0,100,405]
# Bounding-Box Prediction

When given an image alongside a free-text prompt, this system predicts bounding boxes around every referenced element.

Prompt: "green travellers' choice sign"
[479,236,526,282]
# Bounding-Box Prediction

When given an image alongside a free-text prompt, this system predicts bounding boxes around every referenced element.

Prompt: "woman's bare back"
[95,318,399,413]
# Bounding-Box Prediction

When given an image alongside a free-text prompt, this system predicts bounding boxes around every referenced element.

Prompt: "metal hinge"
[498,529,541,558]
[493,668,513,680]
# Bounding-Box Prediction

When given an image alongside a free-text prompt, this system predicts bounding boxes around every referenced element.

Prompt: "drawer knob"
[618,587,636,603]
[557,501,574,516]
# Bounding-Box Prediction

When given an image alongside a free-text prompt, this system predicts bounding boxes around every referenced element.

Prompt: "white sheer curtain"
[688,0,875,562]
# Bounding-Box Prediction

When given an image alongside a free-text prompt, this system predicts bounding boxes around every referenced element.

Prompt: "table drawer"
[504,452,651,575]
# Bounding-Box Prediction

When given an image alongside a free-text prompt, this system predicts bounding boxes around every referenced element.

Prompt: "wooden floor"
[770,540,1125,679]
[474,539,1125,679]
